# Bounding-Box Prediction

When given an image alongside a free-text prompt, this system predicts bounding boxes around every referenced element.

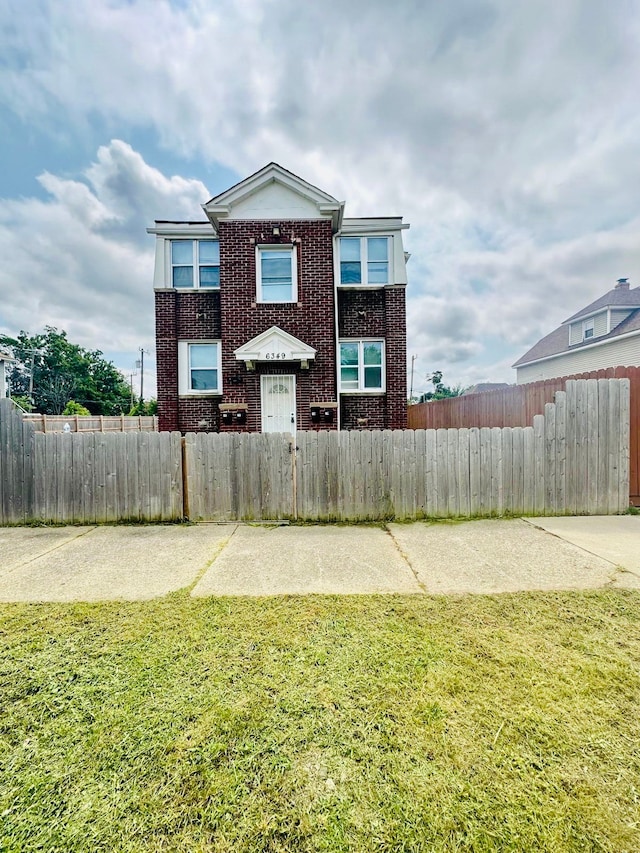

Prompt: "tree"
[419,371,467,403]
[1,328,133,415]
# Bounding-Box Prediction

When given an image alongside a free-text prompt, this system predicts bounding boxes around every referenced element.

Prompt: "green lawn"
[1,591,639,852]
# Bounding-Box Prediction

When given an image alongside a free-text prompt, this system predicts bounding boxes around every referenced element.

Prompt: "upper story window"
[257,245,297,303]
[339,237,389,286]
[178,341,221,395]
[339,339,385,392]
[171,240,220,289]
[583,318,594,340]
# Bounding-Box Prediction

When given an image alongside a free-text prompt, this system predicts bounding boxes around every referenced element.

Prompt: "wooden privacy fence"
[0,379,631,524]
[0,399,182,524]
[23,413,158,433]
[184,379,630,521]
[408,365,640,503]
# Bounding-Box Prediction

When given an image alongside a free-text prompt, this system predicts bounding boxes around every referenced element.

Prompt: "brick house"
[149,163,409,434]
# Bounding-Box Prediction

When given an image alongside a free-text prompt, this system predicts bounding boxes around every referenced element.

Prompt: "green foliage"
[62,400,91,416]
[1,328,132,415]
[7,394,34,412]
[419,370,467,402]
[129,398,158,417]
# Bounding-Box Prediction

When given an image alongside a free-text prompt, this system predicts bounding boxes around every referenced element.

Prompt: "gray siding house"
[513,278,640,383]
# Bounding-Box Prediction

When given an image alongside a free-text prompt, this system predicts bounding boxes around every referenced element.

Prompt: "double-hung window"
[171,240,220,289]
[583,318,594,340]
[178,341,221,394]
[256,245,297,302]
[339,237,389,286]
[339,340,385,391]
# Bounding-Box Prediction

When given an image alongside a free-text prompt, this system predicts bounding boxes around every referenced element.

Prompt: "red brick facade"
[154,183,407,434]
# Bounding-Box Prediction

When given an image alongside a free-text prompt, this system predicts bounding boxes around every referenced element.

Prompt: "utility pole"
[136,348,149,404]
[409,354,417,402]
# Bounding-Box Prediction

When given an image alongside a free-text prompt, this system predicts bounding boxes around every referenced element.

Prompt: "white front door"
[261,375,296,435]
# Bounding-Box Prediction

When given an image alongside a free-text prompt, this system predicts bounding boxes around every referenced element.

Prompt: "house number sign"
[264,352,288,360]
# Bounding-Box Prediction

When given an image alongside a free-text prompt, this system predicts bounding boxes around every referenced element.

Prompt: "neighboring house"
[513,278,640,383]
[149,163,409,434]
[463,382,512,395]
[0,350,15,398]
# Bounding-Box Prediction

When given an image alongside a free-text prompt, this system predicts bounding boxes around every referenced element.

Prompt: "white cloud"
[1,0,640,387]
[0,140,209,394]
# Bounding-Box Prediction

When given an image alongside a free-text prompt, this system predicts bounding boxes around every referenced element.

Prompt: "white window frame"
[338,236,390,287]
[170,240,220,290]
[256,245,297,303]
[178,341,222,395]
[338,339,386,393]
[582,318,594,340]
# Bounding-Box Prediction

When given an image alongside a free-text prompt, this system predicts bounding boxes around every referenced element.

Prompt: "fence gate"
[182,432,295,521]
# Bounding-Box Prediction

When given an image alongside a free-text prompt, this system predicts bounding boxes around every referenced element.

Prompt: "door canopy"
[234,326,317,370]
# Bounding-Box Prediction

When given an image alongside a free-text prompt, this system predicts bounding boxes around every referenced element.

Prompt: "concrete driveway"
[0,516,638,602]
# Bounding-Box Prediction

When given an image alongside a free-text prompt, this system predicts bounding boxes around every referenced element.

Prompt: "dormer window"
[583,319,594,340]
[171,240,220,289]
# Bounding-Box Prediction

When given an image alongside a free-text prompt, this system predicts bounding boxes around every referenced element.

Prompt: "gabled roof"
[564,282,640,323]
[234,326,317,364]
[203,162,344,231]
[0,350,16,362]
[513,281,640,368]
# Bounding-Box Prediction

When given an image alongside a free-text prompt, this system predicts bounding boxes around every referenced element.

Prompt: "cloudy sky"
[1,0,639,399]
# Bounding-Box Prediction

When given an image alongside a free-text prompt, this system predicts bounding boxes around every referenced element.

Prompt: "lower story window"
[178,341,222,394]
[339,340,384,391]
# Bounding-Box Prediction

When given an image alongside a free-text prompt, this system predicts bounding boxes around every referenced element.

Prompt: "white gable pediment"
[203,163,344,231]
[234,326,317,365]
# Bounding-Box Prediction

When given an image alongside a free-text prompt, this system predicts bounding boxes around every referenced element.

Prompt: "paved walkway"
[0,516,638,601]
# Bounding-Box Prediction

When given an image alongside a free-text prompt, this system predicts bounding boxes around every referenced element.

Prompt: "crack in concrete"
[3,526,98,574]
[187,523,239,594]
[384,524,429,594]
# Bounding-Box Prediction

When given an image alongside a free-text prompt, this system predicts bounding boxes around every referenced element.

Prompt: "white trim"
[256,244,298,303]
[340,217,409,233]
[203,163,344,231]
[563,304,640,325]
[338,338,386,393]
[513,326,640,369]
[178,341,222,396]
[234,326,316,363]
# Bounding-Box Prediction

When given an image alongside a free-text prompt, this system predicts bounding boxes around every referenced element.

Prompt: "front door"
[261,375,296,435]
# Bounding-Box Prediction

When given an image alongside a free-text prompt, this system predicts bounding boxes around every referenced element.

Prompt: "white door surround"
[261,375,296,435]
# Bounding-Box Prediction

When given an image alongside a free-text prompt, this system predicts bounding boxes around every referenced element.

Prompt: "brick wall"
[155,221,408,433]
[217,219,338,431]
[155,290,223,432]
[337,286,407,430]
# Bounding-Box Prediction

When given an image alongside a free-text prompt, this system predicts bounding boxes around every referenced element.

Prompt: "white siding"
[594,312,608,336]
[569,322,582,345]
[516,332,640,383]
[610,309,633,330]
[230,183,325,220]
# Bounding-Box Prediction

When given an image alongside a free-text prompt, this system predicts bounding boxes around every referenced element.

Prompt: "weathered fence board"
[408,365,640,504]
[183,431,294,521]
[0,397,182,524]
[0,379,632,524]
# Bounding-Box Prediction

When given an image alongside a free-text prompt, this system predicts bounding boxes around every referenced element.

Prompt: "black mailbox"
[310,406,321,423]
[221,411,234,425]
[235,410,247,425]
[322,408,334,423]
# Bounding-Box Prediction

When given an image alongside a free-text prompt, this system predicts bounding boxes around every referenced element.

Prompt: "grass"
[1,591,639,852]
